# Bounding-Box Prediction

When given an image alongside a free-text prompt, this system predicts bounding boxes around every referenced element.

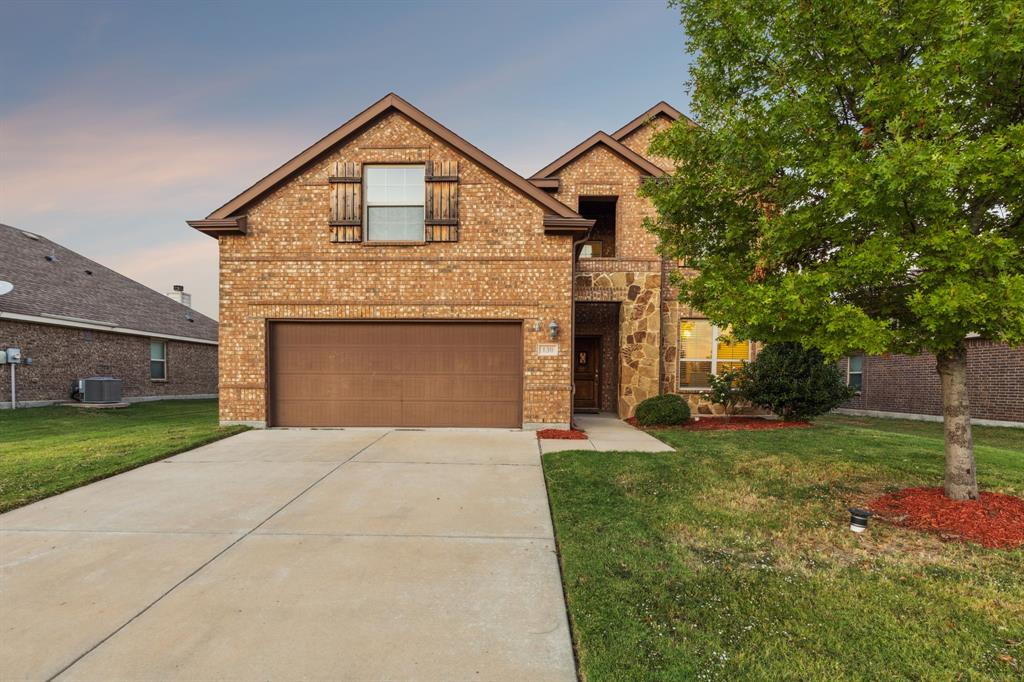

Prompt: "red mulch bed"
[869,487,1024,549]
[626,416,811,431]
[536,428,588,440]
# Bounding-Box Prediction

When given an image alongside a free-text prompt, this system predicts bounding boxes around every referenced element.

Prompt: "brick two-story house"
[190,94,750,428]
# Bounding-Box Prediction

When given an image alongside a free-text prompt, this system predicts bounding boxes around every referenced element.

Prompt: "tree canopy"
[645,0,1024,359]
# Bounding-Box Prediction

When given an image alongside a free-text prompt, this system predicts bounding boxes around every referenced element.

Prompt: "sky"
[0,0,693,320]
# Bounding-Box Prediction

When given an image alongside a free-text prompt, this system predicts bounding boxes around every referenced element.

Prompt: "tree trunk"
[936,347,978,500]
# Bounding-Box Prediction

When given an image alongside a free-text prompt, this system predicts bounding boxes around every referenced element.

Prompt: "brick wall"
[840,339,1024,423]
[618,116,676,172]
[217,111,575,427]
[0,319,217,405]
[553,144,661,260]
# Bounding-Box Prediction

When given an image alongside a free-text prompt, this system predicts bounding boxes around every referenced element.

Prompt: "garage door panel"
[273,399,404,428]
[269,322,523,427]
[401,401,521,429]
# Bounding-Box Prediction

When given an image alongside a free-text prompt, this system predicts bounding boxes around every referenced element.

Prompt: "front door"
[573,336,600,412]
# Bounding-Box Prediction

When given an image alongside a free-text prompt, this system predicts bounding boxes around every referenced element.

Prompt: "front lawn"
[543,416,1024,680]
[0,399,246,512]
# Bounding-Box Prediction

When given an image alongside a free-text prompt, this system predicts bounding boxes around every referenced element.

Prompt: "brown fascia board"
[529,178,560,191]
[543,215,595,234]
[530,131,665,180]
[186,216,247,238]
[609,101,694,141]
[198,93,583,229]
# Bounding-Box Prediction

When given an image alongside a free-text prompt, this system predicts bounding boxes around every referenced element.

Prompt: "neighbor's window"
[678,320,752,388]
[846,355,864,391]
[364,165,425,241]
[578,240,604,258]
[150,340,166,380]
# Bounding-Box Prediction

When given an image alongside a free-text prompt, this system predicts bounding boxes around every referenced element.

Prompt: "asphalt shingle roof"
[0,223,217,342]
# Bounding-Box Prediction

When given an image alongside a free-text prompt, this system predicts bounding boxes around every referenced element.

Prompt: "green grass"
[543,415,1024,681]
[0,399,247,512]
[819,413,1024,452]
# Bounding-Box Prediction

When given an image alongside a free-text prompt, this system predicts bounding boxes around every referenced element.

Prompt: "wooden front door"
[573,336,600,411]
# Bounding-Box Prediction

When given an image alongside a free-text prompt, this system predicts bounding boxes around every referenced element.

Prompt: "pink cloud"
[0,95,299,219]
[104,236,220,321]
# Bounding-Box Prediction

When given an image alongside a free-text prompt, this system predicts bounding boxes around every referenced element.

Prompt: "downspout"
[569,226,594,427]
[658,255,670,395]
[9,363,15,410]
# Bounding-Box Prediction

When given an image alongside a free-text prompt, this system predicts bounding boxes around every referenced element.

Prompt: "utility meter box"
[4,348,22,364]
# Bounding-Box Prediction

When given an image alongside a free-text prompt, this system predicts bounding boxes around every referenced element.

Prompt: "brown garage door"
[269,321,523,428]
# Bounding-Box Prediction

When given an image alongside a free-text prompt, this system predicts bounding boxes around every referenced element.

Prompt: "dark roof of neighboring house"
[609,101,691,141]
[191,93,592,236]
[0,223,217,342]
[530,131,667,180]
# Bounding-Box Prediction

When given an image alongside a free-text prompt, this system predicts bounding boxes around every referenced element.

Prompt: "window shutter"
[329,162,362,242]
[424,160,459,242]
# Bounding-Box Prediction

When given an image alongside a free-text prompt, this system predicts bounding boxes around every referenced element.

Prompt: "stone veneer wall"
[553,139,671,417]
[574,268,662,417]
[217,111,575,427]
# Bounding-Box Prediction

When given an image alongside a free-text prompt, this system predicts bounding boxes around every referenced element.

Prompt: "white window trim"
[846,355,864,391]
[679,322,753,390]
[150,340,167,381]
[363,164,425,242]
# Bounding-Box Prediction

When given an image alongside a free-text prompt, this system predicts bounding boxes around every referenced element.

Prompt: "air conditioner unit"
[75,377,123,403]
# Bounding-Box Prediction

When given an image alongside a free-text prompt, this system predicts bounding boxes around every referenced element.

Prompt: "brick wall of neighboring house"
[217,111,575,427]
[0,319,217,405]
[839,339,1024,423]
[618,116,676,172]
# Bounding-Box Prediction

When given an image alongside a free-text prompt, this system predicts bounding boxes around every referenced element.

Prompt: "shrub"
[738,342,854,420]
[708,368,744,415]
[634,394,691,426]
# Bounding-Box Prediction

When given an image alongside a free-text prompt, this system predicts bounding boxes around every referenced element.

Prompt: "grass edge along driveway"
[0,399,247,512]
[542,415,1024,681]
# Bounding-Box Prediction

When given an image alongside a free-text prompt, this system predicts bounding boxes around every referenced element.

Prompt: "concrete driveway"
[0,429,576,681]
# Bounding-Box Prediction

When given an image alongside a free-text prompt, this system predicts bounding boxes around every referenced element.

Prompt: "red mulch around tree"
[869,487,1024,549]
[536,428,588,440]
[625,416,811,431]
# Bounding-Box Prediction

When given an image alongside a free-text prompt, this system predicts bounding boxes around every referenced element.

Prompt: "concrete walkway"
[0,429,576,681]
[539,413,675,453]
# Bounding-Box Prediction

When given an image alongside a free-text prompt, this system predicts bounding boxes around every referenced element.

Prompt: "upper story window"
[364,165,425,241]
[150,340,166,380]
[577,196,617,258]
[678,320,752,389]
[846,355,864,391]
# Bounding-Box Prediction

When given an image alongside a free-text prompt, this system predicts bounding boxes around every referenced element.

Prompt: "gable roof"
[0,223,217,343]
[530,131,666,180]
[195,93,589,233]
[610,101,690,141]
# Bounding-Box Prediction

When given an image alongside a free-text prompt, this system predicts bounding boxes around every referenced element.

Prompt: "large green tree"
[646,0,1024,499]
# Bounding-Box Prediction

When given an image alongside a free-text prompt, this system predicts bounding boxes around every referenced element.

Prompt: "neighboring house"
[189,93,743,429]
[837,342,1024,426]
[0,224,218,408]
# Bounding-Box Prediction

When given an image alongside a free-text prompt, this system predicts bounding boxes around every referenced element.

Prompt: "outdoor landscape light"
[548,319,560,340]
[848,508,872,533]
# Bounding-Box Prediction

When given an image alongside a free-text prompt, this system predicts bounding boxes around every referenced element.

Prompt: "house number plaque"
[537,343,559,357]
